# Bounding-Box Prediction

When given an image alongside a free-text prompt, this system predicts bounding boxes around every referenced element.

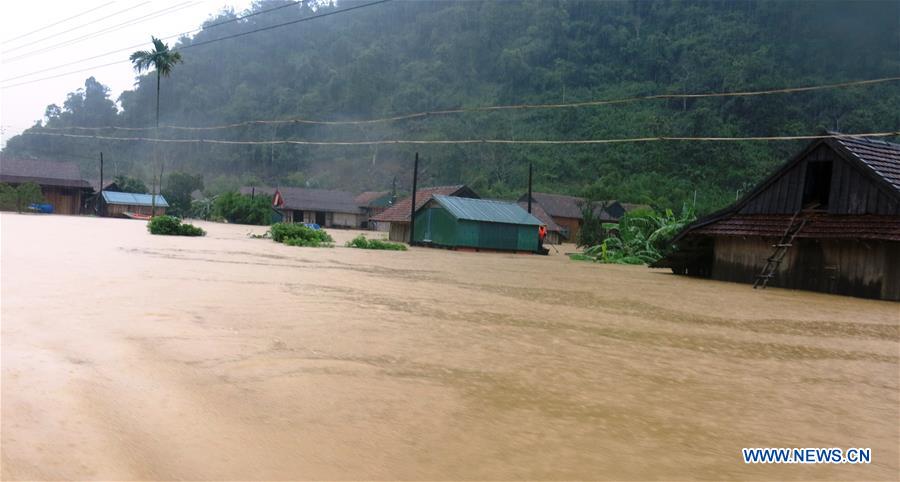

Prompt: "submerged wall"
[712,237,900,300]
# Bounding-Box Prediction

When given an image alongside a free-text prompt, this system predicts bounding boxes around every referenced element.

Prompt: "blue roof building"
[412,195,543,252]
[99,191,168,217]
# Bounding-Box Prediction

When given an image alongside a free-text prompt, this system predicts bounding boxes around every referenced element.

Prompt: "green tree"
[130,36,183,216]
[161,172,203,217]
[114,175,149,194]
[212,192,271,225]
[0,182,46,212]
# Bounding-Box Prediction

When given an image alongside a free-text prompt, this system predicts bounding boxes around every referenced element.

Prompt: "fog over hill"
[3,0,899,212]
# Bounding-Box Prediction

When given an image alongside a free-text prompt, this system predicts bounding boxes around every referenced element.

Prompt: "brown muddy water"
[1,213,898,480]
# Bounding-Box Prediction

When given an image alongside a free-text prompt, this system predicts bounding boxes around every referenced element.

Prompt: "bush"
[573,204,695,265]
[148,215,206,236]
[212,192,272,225]
[0,182,46,212]
[345,234,407,251]
[270,222,334,247]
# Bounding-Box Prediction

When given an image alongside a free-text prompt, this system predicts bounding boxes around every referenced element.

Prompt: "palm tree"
[130,36,182,216]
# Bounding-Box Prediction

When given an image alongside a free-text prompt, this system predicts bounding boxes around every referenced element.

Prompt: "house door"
[423,209,433,242]
[315,211,326,226]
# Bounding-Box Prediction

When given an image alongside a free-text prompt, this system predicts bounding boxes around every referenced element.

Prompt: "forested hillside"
[4,0,899,213]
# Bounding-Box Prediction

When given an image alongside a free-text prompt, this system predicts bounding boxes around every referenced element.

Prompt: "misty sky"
[0,0,253,147]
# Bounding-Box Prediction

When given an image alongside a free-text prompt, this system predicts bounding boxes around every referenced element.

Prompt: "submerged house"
[99,191,169,217]
[273,187,363,228]
[517,192,644,242]
[371,185,479,242]
[354,191,393,229]
[516,201,564,244]
[0,158,92,214]
[656,134,900,301]
[414,195,543,252]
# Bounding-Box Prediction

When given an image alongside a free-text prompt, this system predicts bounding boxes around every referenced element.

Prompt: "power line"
[1,0,306,83]
[2,2,151,55]
[21,131,900,146]
[2,2,197,63]
[24,77,900,129]
[0,0,394,89]
[178,0,394,52]
[1,2,115,46]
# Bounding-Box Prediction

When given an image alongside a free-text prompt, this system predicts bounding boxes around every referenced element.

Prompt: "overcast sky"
[0,0,254,147]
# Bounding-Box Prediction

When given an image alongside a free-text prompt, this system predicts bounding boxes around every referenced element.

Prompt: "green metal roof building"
[413,195,543,252]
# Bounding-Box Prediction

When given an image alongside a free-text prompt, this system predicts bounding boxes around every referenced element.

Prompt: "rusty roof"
[371,185,477,222]
[694,214,900,241]
[0,158,90,189]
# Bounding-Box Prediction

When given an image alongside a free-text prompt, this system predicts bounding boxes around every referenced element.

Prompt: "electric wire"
[1,0,307,83]
[21,131,900,146]
[23,77,900,129]
[3,2,197,63]
[0,0,394,88]
[2,2,150,55]
[1,2,115,45]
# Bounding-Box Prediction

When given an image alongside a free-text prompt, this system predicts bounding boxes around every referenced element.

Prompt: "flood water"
[1,213,898,480]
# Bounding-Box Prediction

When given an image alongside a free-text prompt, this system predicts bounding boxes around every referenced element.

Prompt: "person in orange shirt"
[538,225,547,251]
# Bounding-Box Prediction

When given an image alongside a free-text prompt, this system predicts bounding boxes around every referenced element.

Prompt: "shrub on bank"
[345,235,407,251]
[148,215,206,236]
[270,222,334,247]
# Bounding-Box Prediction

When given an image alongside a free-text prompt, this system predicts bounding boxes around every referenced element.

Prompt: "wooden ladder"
[753,211,808,289]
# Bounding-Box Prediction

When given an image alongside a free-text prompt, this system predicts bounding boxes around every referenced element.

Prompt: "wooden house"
[273,187,363,228]
[413,195,543,252]
[371,185,479,242]
[0,158,92,214]
[99,191,168,217]
[656,134,900,301]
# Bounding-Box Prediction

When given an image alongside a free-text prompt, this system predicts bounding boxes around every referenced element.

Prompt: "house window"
[802,161,832,209]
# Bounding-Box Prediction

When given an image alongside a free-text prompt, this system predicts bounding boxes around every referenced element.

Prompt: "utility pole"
[98,152,104,215]
[409,152,419,245]
[527,161,533,214]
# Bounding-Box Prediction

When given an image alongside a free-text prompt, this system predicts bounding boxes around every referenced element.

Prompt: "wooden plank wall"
[42,187,82,215]
[738,159,805,214]
[104,203,165,217]
[738,144,899,215]
[712,237,899,300]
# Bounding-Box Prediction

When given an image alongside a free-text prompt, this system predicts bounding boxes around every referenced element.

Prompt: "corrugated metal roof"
[371,185,478,222]
[432,195,542,225]
[516,201,563,232]
[102,191,169,207]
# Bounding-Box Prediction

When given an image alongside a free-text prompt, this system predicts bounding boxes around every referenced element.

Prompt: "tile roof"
[354,191,391,207]
[522,192,586,219]
[0,158,91,188]
[830,135,900,192]
[693,214,900,242]
[102,191,169,207]
[274,187,361,214]
[431,195,542,226]
[517,201,563,232]
[371,185,476,222]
